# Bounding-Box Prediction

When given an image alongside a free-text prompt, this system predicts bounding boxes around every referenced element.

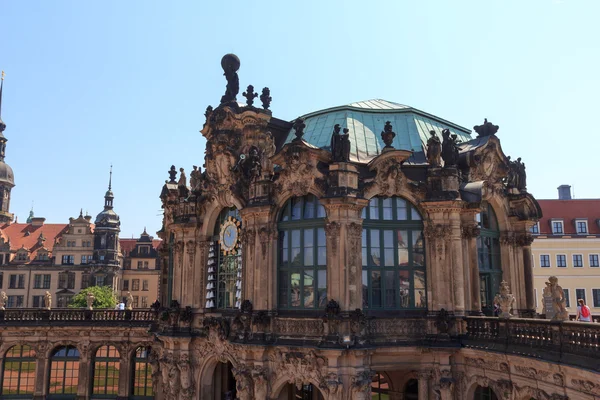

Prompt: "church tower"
[0,71,15,224]
[92,167,121,286]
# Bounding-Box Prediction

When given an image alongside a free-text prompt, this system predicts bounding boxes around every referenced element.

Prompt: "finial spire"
[0,71,6,133]
[108,164,113,190]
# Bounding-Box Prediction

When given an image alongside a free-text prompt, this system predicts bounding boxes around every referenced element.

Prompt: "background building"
[532,185,600,319]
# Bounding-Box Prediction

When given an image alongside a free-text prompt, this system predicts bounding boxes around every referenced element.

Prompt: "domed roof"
[95,208,120,226]
[0,161,14,186]
[285,99,473,163]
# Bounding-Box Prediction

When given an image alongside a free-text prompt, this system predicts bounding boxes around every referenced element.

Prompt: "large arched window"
[371,373,390,399]
[91,345,120,398]
[1,344,36,397]
[278,195,327,309]
[48,346,80,399]
[206,208,242,309]
[131,347,153,399]
[477,202,502,315]
[361,197,426,310]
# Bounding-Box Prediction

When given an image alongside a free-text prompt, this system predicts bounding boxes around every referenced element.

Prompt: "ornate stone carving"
[242,85,258,107]
[381,121,395,149]
[240,228,255,249]
[274,144,325,199]
[571,379,600,395]
[500,232,517,246]
[516,232,534,247]
[330,124,351,162]
[352,369,376,399]
[367,318,426,338]
[269,349,327,390]
[220,54,240,104]
[232,365,253,400]
[292,118,306,142]
[424,223,451,258]
[494,281,515,318]
[275,318,324,336]
[461,224,481,239]
[260,87,272,110]
[258,227,270,259]
[544,276,569,321]
[553,373,564,387]
[252,366,269,399]
[177,353,194,400]
[324,220,341,256]
[370,159,405,197]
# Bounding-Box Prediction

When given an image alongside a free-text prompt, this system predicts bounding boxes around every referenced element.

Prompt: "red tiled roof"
[537,199,600,235]
[119,238,162,257]
[0,223,69,252]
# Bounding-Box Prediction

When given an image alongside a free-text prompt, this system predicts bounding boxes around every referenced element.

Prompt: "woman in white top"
[576,299,592,322]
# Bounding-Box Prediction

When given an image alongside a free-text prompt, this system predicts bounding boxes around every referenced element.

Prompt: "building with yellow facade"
[532,184,600,319]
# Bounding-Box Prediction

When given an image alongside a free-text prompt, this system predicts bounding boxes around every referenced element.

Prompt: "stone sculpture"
[126,291,134,310]
[441,129,459,167]
[426,130,442,167]
[190,165,202,192]
[0,291,7,310]
[86,292,95,310]
[493,281,515,318]
[44,291,52,310]
[220,54,240,104]
[292,118,306,141]
[178,168,187,188]
[168,165,177,183]
[545,276,568,321]
[330,124,351,162]
[474,118,499,137]
[506,156,527,192]
[381,121,396,149]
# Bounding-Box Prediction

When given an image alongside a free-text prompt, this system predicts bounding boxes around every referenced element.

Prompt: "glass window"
[92,345,120,397]
[123,280,129,291]
[132,279,140,291]
[576,289,586,305]
[563,288,571,308]
[48,346,80,397]
[530,223,539,234]
[478,203,502,315]
[278,195,327,309]
[552,221,563,235]
[132,347,154,398]
[576,221,588,234]
[362,197,425,310]
[142,280,149,291]
[593,289,600,308]
[557,255,567,268]
[540,255,550,268]
[81,274,90,289]
[590,254,599,268]
[573,254,583,268]
[141,296,148,308]
[1,345,36,397]
[371,373,390,400]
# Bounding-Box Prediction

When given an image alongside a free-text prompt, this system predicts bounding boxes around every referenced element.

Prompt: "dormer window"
[575,219,588,235]
[551,220,564,235]
[530,222,540,235]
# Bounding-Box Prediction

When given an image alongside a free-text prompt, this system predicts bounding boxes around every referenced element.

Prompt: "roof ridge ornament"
[220,54,240,105]
[242,85,258,107]
[474,118,499,137]
[381,121,396,150]
[0,71,5,133]
[260,87,272,110]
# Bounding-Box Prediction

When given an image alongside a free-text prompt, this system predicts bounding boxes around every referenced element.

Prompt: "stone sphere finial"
[221,54,241,73]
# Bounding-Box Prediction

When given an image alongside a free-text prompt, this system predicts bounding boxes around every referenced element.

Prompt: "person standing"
[577,299,592,322]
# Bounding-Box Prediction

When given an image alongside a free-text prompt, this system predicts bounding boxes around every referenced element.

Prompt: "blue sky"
[1,0,599,237]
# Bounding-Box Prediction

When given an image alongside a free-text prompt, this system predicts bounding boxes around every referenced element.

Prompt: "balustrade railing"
[0,308,156,326]
[463,316,600,371]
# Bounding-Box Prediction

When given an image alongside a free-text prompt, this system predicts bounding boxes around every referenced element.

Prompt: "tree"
[68,286,117,309]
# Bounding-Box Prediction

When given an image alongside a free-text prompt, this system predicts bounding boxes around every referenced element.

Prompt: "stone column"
[417,371,431,400]
[518,233,535,316]
[117,349,131,399]
[449,210,465,315]
[462,221,481,315]
[77,344,91,399]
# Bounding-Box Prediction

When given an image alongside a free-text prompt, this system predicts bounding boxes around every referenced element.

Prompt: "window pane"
[383,230,394,267]
[317,203,326,218]
[369,198,379,219]
[291,273,301,307]
[362,270,368,308]
[411,207,421,221]
[279,231,287,264]
[278,271,288,307]
[414,270,426,308]
[362,230,368,267]
[382,198,393,220]
[304,198,315,219]
[303,270,314,308]
[371,271,381,308]
[396,198,407,220]
[291,230,301,266]
[303,229,314,266]
[397,230,409,266]
[317,270,327,308]
[384,270,396,308]
[292,197,303,220]
[317,228,326,265]
[399,270,411,308]
[370,230,380,266]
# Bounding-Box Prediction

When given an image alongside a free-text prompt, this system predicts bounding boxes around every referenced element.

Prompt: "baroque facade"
[148,54,599,400]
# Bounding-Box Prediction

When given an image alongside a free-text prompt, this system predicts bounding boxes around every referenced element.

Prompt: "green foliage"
[68,286,117,309]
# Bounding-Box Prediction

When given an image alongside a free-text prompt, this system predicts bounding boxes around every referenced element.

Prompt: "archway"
[474,385,498,400]
[277,383,324,400]
[212,361,236,400]
[404,378,418,400]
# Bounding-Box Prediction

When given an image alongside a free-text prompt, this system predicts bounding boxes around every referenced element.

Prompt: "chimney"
[30,217,46,227]
[557,185,572,200]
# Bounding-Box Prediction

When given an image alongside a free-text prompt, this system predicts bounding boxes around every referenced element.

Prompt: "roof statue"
[473,118,499,137]
[292,117,306,142]
[426,130,442,167]
[441,128,459,167]
[381,121,396,149]
[330,124,351,163]
[220,54,240,104]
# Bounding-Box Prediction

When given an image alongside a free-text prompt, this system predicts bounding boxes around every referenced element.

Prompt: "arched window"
[477,202,502,315]
[474,385,498,400]
[362,197,426,310]
[48,346,80,399]
[206,208,242,309]
[371,373,390,400]
[278,195,327,309]
[1,344,36,397]
[131,347,153,399]
[91,345,120,398]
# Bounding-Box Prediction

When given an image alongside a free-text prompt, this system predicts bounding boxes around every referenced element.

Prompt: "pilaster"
[461,212,481,315]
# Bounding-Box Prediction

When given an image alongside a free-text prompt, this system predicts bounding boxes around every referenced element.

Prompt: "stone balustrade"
[463,316,600,371]
[0,308,156,326]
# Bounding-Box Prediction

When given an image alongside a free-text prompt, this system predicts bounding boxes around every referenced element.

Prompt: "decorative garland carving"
[324,221,341,256]
[352,369,376,400]
[258,227,270,259]
[268,349,328,391]
[461,224,481,239]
